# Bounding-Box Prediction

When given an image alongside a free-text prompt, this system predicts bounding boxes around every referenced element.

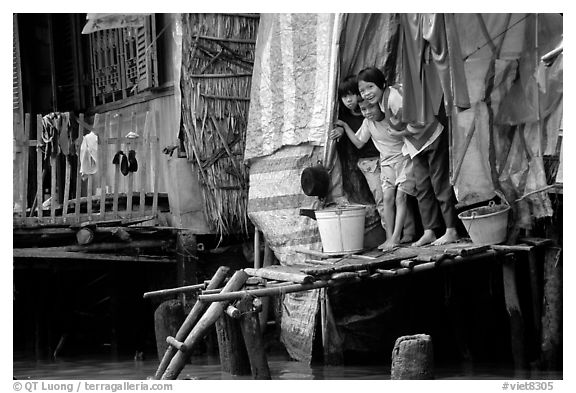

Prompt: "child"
[359,66,459,246]
[336,98,416,250]
[329,75,382,215]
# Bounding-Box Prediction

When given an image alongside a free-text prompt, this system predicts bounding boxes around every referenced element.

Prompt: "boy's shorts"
[380,155,416,196]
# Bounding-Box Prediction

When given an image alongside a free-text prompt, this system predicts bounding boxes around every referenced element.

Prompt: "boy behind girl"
[336,99,416,250]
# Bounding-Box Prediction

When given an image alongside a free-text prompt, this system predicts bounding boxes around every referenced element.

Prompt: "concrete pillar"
[391,334,434,379]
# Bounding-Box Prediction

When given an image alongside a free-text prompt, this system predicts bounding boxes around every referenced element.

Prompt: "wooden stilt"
[527,250,542,339]
[391,334,434,379]
[540,247,562,371]
[154,299,185,361]
[237,295,271,379]
[502,253,528,377]
[253,230,261,269]
[161,270,249,380]
[215,313,251,375]
[154,266,229,379]
[259,242,274,332]
[176,231,197,305]
[320,288,344,365]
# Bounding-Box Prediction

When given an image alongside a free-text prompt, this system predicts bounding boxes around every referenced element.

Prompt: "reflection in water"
[13,353,561,380]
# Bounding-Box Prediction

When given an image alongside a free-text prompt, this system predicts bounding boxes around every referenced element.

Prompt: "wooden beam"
[13,249,175,263]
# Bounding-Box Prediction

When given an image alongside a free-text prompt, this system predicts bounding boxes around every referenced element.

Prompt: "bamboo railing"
[13,111,161,227]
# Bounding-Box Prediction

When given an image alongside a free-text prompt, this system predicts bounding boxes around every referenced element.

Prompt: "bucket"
[458,202,510,245]
[315,204,366,254]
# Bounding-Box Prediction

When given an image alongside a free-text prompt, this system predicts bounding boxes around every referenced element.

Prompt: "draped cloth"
[400,13,470,125]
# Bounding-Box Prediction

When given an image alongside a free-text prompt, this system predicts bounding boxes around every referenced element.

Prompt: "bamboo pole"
[154,266,230,379]
[62,154,71,221]
[139,111,150,216]
[20,114,30,225]
[99,113,110,218]
[253,230,261,269]
[126,112,135,218]
[322,13,342,167]
[112,113,122,218]
[161,270,249,380]
[36,115,43,222]
[259,242,274,331]
[144,283,207,300]
[74,115,85,223]
[87,175,93,219]
[198,279,331,303]
[151,110,160,217]
[243,267,314,284]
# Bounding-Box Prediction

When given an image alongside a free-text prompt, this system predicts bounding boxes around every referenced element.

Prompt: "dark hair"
[357,67,386,89]
[338,75,360,98]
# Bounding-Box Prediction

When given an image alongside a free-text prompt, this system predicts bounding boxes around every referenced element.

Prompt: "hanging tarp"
[446,13,562,226]
[245,14,337,161]
[339,13,400,81]
[400,13,470,125]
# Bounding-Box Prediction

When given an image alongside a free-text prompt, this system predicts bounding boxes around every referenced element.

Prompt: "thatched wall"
[179,13,259,236]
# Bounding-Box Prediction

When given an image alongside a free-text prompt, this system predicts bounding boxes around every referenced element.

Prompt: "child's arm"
[388,128,411,138]
[329,124,344,141]
[335,120,366,149]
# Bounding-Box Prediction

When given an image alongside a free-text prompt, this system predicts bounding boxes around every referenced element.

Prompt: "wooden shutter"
[13,14,24,137]
[88,15,157,106]
[135,17,158,93]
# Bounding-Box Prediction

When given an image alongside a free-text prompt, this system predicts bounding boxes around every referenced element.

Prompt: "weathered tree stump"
[154,299,184,361]
[391,334,434,379]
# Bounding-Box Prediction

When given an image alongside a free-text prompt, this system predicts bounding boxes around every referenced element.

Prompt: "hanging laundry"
[41,113,61,159]
[80,131,99,180]
[41,112,76,158]
[57,112,72,156]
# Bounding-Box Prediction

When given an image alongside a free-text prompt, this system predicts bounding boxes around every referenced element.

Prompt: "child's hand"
[329,126,344,140]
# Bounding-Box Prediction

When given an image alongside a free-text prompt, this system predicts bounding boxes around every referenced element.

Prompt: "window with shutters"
[13,14,24,129]
[87,15,158,106]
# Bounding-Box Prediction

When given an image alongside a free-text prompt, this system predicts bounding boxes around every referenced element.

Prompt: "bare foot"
[431,228,459,246]
[378,239,400,251]
[400,233,416,244]
[412,230,436,247]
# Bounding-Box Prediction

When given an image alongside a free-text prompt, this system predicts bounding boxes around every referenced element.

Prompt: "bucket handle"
[494,189,510,207]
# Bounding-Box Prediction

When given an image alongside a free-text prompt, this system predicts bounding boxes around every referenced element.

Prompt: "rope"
[463,14,530,60]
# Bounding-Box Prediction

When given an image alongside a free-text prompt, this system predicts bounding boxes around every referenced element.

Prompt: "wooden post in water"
[161,270,249,380]
[502,252,528,376]
[154,299,185,361]
[215,313,251,376]
[154,266,230,379]
[540,247,562,370]
[391,334,434,379]
[237,295,271,379]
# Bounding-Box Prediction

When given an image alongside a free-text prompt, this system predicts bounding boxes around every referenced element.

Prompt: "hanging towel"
[80,131,98,180]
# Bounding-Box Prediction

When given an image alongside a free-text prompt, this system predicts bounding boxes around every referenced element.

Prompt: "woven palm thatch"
[180,13,259,236]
